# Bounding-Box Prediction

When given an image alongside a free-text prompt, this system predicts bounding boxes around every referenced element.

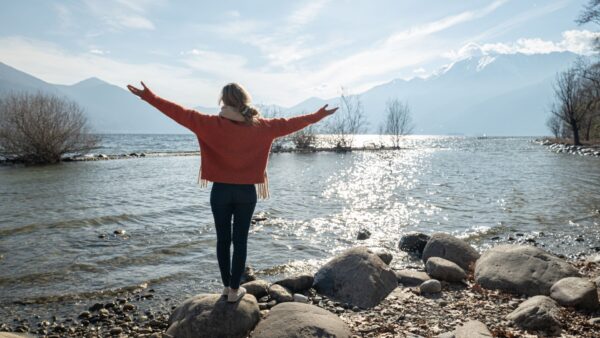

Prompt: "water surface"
[1,135,599,319]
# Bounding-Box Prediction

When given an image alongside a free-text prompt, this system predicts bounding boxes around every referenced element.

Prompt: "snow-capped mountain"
[0,51,582,135]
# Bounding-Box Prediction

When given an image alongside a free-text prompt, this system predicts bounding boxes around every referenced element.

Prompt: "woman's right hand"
[127,81,152,99]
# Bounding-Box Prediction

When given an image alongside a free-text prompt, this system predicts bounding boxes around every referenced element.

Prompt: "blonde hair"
[219,83,260,125]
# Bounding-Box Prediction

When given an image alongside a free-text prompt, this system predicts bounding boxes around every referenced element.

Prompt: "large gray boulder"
[475,245,581,296]
[313,246,398,308]
[550,277,599,310]
[506,296,561,332]
[274,273,314,293]
[251,302,351,338]
[426,257,467,282]
[241,279,270,299]
[454,320,492,338]
[422,233,479,271]
[166,293,260,338]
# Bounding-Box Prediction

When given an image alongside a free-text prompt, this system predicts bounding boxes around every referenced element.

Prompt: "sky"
[0,0,598,107]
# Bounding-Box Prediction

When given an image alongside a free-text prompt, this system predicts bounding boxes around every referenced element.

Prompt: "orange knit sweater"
[141,91,329,198]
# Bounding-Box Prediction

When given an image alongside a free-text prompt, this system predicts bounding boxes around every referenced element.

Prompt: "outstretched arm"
[269,104,338,138]
[127,81,204,132]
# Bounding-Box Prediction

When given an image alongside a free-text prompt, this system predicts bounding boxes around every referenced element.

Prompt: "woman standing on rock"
[127,81,337,302]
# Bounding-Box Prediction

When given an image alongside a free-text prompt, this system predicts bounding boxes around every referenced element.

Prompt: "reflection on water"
[0,135,599,319]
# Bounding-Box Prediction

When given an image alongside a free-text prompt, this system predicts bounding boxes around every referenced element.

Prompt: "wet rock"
[357,229,371,240]
[420,279,442,294]
[399,232,430,257]
[166,293,259,338]
[241,279,270,299]
[313,246,397,308]
[240,266,256,284]
[589,317,600,325]
[550,277,599,310]
[251,302,351,338]
[89,303,104,311]
[475,245,580,296]
[370,247,393,265]
[274,273,313,293]
[122,303,135,312]
[426,257,466,282]
[454,320,492,338]
[109,326,122,335]
[395,269,431,286]
[268,284,293,303]
[506,296,561,332]
[422,233,479,271]
[113,229,126,235]
[293,294,309,303]
[78,311,91,319]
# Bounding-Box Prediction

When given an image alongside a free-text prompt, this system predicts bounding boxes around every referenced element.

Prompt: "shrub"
[0,92,99,164]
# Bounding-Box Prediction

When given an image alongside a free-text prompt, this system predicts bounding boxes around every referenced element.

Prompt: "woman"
[127,81,337,303]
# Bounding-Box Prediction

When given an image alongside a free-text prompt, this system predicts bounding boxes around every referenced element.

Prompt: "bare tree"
[0,92,98,163]
[578,0,600,51]
[290,121,317,150]
[546,113,564,138]
[577,60,600,140]
[327,88,367,151]
[551,68,589,145]
[381,98,414,148]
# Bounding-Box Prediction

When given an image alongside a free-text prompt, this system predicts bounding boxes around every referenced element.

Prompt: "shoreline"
[535,138,600,157]
[0,145,412,166]
[1,236,599,338]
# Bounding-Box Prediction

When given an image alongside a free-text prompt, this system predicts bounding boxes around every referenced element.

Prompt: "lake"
[1,134,599,320]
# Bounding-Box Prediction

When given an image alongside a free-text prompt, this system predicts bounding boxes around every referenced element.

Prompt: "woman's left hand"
[127,81,152,98]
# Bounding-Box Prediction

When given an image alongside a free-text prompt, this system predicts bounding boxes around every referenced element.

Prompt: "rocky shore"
[2,233,600,338]
[535,138,600,157]
[0,144,406,165]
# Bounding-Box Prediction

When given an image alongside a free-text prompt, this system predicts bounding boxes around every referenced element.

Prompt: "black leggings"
[210,182,257,289]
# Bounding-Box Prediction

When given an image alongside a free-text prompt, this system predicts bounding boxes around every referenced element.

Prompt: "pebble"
[109,326,123,335]
[357,229,371,240]
[420,279,442,294]
[78,311,91,319]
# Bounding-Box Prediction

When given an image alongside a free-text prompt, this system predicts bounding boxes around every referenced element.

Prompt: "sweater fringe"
[197,165,269,199]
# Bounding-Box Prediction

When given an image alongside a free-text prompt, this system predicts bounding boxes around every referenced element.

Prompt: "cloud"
[89,49,110,55]
[286,0,330,30]
[470,0,570,42]
[83,0,157,31]
[445,29,600,60]
[385,0,508,45]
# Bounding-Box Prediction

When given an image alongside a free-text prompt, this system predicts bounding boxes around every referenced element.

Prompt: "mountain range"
[0,51,581,135]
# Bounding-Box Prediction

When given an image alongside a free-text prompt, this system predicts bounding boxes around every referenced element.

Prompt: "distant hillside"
[0,51,581,135]
[287,51,580,136]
